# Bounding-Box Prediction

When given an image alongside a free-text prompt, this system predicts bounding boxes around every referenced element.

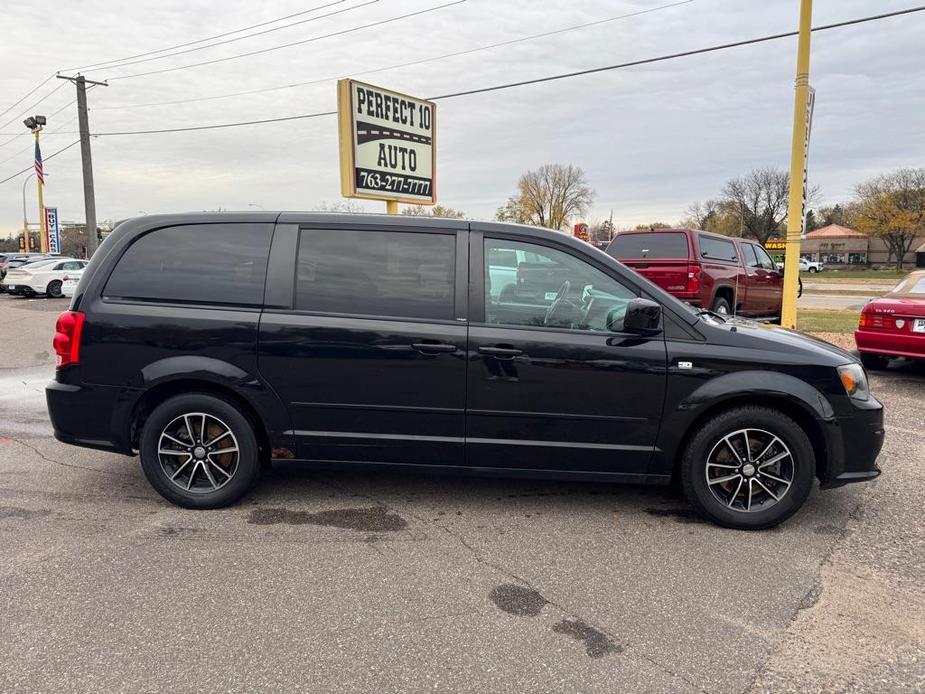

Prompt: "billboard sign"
[573,223,589,241]
[337,79,436,205]
[44,206,61,255]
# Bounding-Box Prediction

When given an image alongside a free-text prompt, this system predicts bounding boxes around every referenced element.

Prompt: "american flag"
[34,140,44,184]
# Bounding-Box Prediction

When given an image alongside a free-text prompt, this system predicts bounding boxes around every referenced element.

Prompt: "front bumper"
[819,397,885,488]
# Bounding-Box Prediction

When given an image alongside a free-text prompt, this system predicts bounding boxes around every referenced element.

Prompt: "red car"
[606,228,783,318]
[855,270,925,369]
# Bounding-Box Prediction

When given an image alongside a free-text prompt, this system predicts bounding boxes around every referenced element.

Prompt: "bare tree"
[852,168,925,270]
[721,168,792,245]
[497,164,594,231]
[683,199,721,229]
[401,205,466,218]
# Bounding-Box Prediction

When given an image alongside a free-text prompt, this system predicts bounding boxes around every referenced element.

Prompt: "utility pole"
[780,0,813,328]
[57,74,108,256]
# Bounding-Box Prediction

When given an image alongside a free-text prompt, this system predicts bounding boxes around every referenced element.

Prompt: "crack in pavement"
[742,481,877,694]
[9,436,132,478]
[318,474,707,692]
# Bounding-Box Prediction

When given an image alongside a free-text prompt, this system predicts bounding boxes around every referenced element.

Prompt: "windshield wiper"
[696,309,728,323]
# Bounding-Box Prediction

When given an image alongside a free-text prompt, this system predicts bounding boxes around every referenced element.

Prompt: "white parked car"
[1,258,88,298]
[774,258,825,273]
[61,268,85,298]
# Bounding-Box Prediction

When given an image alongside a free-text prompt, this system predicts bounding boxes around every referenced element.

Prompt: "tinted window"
[698,235,737,262]
[486,239,636,332]
[753,245,777,270]
[607,232,688,259]
[296,229,455,320]
[741,244,759,268]
[104,223,271,306]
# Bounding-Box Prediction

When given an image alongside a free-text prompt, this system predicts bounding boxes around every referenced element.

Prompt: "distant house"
[799,224,925,267]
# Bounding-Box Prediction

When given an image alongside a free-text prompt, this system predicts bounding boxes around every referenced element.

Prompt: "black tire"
[808,266,817,273]
[859,352,888,371]
[711,295,732,316]
[680,406,815,530]
[139,393,261,509]
[46,280,63,298]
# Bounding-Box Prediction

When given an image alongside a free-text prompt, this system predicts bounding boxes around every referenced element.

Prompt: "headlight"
[837,363,870,402]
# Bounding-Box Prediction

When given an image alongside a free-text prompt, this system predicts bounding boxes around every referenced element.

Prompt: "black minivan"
[46,213,884,529]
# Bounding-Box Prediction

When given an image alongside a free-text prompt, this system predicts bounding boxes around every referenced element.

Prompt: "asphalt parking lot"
[1,292,923,693]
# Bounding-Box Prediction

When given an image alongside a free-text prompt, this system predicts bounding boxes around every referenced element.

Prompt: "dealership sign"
[337,79,436,204]
[44,206,61,255]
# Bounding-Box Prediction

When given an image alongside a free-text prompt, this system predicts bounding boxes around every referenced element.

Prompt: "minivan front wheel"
[139,393,260,509]
[680,407,815,529]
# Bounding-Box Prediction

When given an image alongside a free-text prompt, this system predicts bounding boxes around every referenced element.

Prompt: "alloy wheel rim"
[157,412,239,493]
[704,428,794,513]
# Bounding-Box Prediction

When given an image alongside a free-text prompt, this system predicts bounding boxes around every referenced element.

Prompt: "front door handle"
[478,346,524,359]
[411,342,457,354]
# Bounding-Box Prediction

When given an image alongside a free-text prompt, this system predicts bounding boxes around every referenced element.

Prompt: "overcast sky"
[1,0,923,236]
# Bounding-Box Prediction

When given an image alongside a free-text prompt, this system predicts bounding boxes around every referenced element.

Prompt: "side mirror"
[623,298,663,335]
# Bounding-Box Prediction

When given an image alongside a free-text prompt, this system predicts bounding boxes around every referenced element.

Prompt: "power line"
[106,0,468,80]
[0,73,56,121]
[0,95,80,150]
[93,0,693,112]
[66,0,353,71]
[88,4,925,137]
[0,139,81,186]
[86,0,378,73]
[431,4,925,101]
[0,81,68,133]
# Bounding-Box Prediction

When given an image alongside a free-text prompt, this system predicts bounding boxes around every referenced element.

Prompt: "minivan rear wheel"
[679,406,815,529]
[139,393,260,509]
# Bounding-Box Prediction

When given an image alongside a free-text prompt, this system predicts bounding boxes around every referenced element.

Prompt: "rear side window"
[698,235,738,262]
[607,232,689,259]
[104,223,272,307]
[296,229,455,320]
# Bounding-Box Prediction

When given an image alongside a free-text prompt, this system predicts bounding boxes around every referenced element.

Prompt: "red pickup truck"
[606,228,783,318]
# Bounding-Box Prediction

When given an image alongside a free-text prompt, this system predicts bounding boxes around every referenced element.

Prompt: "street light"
[23,114,47,253]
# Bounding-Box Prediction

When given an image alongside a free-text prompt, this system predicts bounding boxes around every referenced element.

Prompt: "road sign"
[44,207,61,255]
[337,79,436,205]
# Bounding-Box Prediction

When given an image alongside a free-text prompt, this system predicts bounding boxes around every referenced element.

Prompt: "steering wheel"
[544,280,571,327]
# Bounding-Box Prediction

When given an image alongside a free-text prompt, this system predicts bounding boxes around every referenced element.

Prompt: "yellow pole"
[35,128,48,254]
[386,200,398,215]
[780,0,813,328]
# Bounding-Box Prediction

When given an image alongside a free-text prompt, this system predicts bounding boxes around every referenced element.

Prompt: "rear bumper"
[855,328,925,360]
[819,398,885,489]
[46,377,138,455]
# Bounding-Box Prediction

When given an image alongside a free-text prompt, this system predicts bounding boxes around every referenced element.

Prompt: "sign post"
[337,79,436,214]
[44,206,61,255]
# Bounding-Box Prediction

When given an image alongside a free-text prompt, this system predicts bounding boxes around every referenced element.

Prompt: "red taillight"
[859,312,896,330]
[686,263,701,293]
[53,311,85,368]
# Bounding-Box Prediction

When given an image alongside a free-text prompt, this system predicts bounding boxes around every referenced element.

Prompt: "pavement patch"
[644,507,705,524]
[489,583,548,617]
[247,506,407,531]
[0,506,51,521]
[552,619,623,658]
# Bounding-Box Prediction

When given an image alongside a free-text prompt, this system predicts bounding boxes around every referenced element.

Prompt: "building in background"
[800,224,925,267]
